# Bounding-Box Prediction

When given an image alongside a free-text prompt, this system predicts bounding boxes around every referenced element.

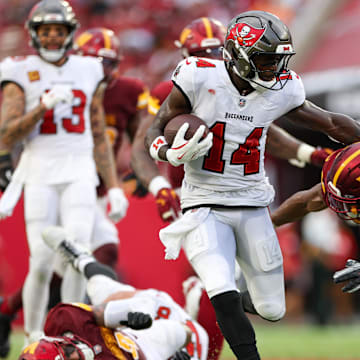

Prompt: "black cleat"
[0,297,14,358]
[42,226,94,270]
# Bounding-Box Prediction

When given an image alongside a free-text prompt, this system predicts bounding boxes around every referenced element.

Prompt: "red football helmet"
[18,336,95,360]
[323,142,360,223]
[174,17,226,60]
[74,28,122,81]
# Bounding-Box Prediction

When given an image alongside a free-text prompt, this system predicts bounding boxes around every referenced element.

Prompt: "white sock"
[61,264,86,302]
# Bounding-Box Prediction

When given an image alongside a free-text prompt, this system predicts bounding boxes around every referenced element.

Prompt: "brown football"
[164,114,209,145]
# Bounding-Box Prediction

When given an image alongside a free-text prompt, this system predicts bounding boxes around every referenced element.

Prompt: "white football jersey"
[133,289,208,360]
[0,55,104,184]
[171,57,305,208]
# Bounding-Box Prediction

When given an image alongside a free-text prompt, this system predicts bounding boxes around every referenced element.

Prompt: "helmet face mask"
[223,10,295,90]
[175,17,226,60]
[326,181,360,222]
[26,0,79,63]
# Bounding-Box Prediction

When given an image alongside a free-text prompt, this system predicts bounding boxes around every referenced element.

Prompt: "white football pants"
[22,180,96,338]
[183,206,286,321]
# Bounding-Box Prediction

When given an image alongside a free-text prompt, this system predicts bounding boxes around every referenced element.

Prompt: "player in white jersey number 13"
[146,10,360,360]
[0,0,128,344]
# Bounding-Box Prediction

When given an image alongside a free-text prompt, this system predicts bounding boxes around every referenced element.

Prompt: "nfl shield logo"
[239,98,246,108]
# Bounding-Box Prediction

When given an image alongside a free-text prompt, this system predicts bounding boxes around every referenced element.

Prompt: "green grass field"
[7,323,360,360]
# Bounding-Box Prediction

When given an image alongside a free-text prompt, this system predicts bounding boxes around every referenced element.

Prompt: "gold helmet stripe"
[102,28,112,49]
[75,31,93,47]
[333,148,360,186]
[202,17,213,38]
[179,27,192,45]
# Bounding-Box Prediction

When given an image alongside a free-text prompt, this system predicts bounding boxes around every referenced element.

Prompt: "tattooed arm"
[0,82,47,148]
[90,83,119,189]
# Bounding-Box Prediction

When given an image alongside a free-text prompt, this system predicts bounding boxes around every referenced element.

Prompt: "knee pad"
[256,301,285,322]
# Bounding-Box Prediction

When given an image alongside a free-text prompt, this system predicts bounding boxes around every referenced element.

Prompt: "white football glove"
[166,123,213,167]
[108,187,129,223]
[41,84,73,110]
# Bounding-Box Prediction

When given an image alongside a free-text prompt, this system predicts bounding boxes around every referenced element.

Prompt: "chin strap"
[249,73,276,92]
[39,47,66,62]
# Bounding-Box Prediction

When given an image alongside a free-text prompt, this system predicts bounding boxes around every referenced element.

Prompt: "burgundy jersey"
[148,80,184,189]
[44,303,147,360]
[320,148,341,202]
[98,76,148,196]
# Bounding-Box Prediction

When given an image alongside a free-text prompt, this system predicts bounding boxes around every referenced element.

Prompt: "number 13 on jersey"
[40,89,87,134]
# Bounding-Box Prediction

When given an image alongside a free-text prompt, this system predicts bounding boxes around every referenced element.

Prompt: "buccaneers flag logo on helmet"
[226,23,265,48]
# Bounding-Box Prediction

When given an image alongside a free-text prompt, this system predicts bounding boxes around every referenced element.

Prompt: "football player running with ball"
[146,11,360,360]
[132,17,332,223]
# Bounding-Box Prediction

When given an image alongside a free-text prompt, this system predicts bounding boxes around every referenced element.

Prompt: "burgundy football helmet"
[18,336,95,360]
[74,28,122,81]
[223,10,295,90]
[26,0,79,63]
[174,17,226,60]
[323,142,360,223]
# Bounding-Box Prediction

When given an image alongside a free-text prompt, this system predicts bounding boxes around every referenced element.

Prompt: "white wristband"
[149,176,172,196]
[149,136,168,162]
[297,143,315,163]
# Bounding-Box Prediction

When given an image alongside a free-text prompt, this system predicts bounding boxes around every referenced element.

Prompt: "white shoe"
[42,226,92,269]
[42,226,67,251]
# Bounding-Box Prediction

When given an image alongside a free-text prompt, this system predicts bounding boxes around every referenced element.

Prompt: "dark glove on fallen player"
[119,312,152,330]
[333,259,360,293]
[0,152,13,192]
[171,350,191,360]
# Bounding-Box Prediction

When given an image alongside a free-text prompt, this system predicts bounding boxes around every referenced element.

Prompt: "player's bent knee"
[206,282,237,299]
[256,302,285,322]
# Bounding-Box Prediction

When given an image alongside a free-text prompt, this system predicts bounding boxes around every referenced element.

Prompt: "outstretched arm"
[266,123,301,160]
[266,123,331,167]
[271,183,327,227]
[284,100,360,145]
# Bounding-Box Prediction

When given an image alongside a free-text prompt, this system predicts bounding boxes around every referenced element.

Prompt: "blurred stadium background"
[1,0,360,358]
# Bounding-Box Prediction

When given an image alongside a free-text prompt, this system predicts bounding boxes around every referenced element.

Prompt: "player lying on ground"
[40,225,210,360]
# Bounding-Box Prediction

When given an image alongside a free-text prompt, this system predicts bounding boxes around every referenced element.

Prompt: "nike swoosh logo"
[186,59,191,65]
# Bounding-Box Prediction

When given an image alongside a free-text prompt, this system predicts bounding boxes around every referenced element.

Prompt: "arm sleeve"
[284,71,306,113]
[0,57,26,90]
[104,296,158,328]
[171,57,196,106]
